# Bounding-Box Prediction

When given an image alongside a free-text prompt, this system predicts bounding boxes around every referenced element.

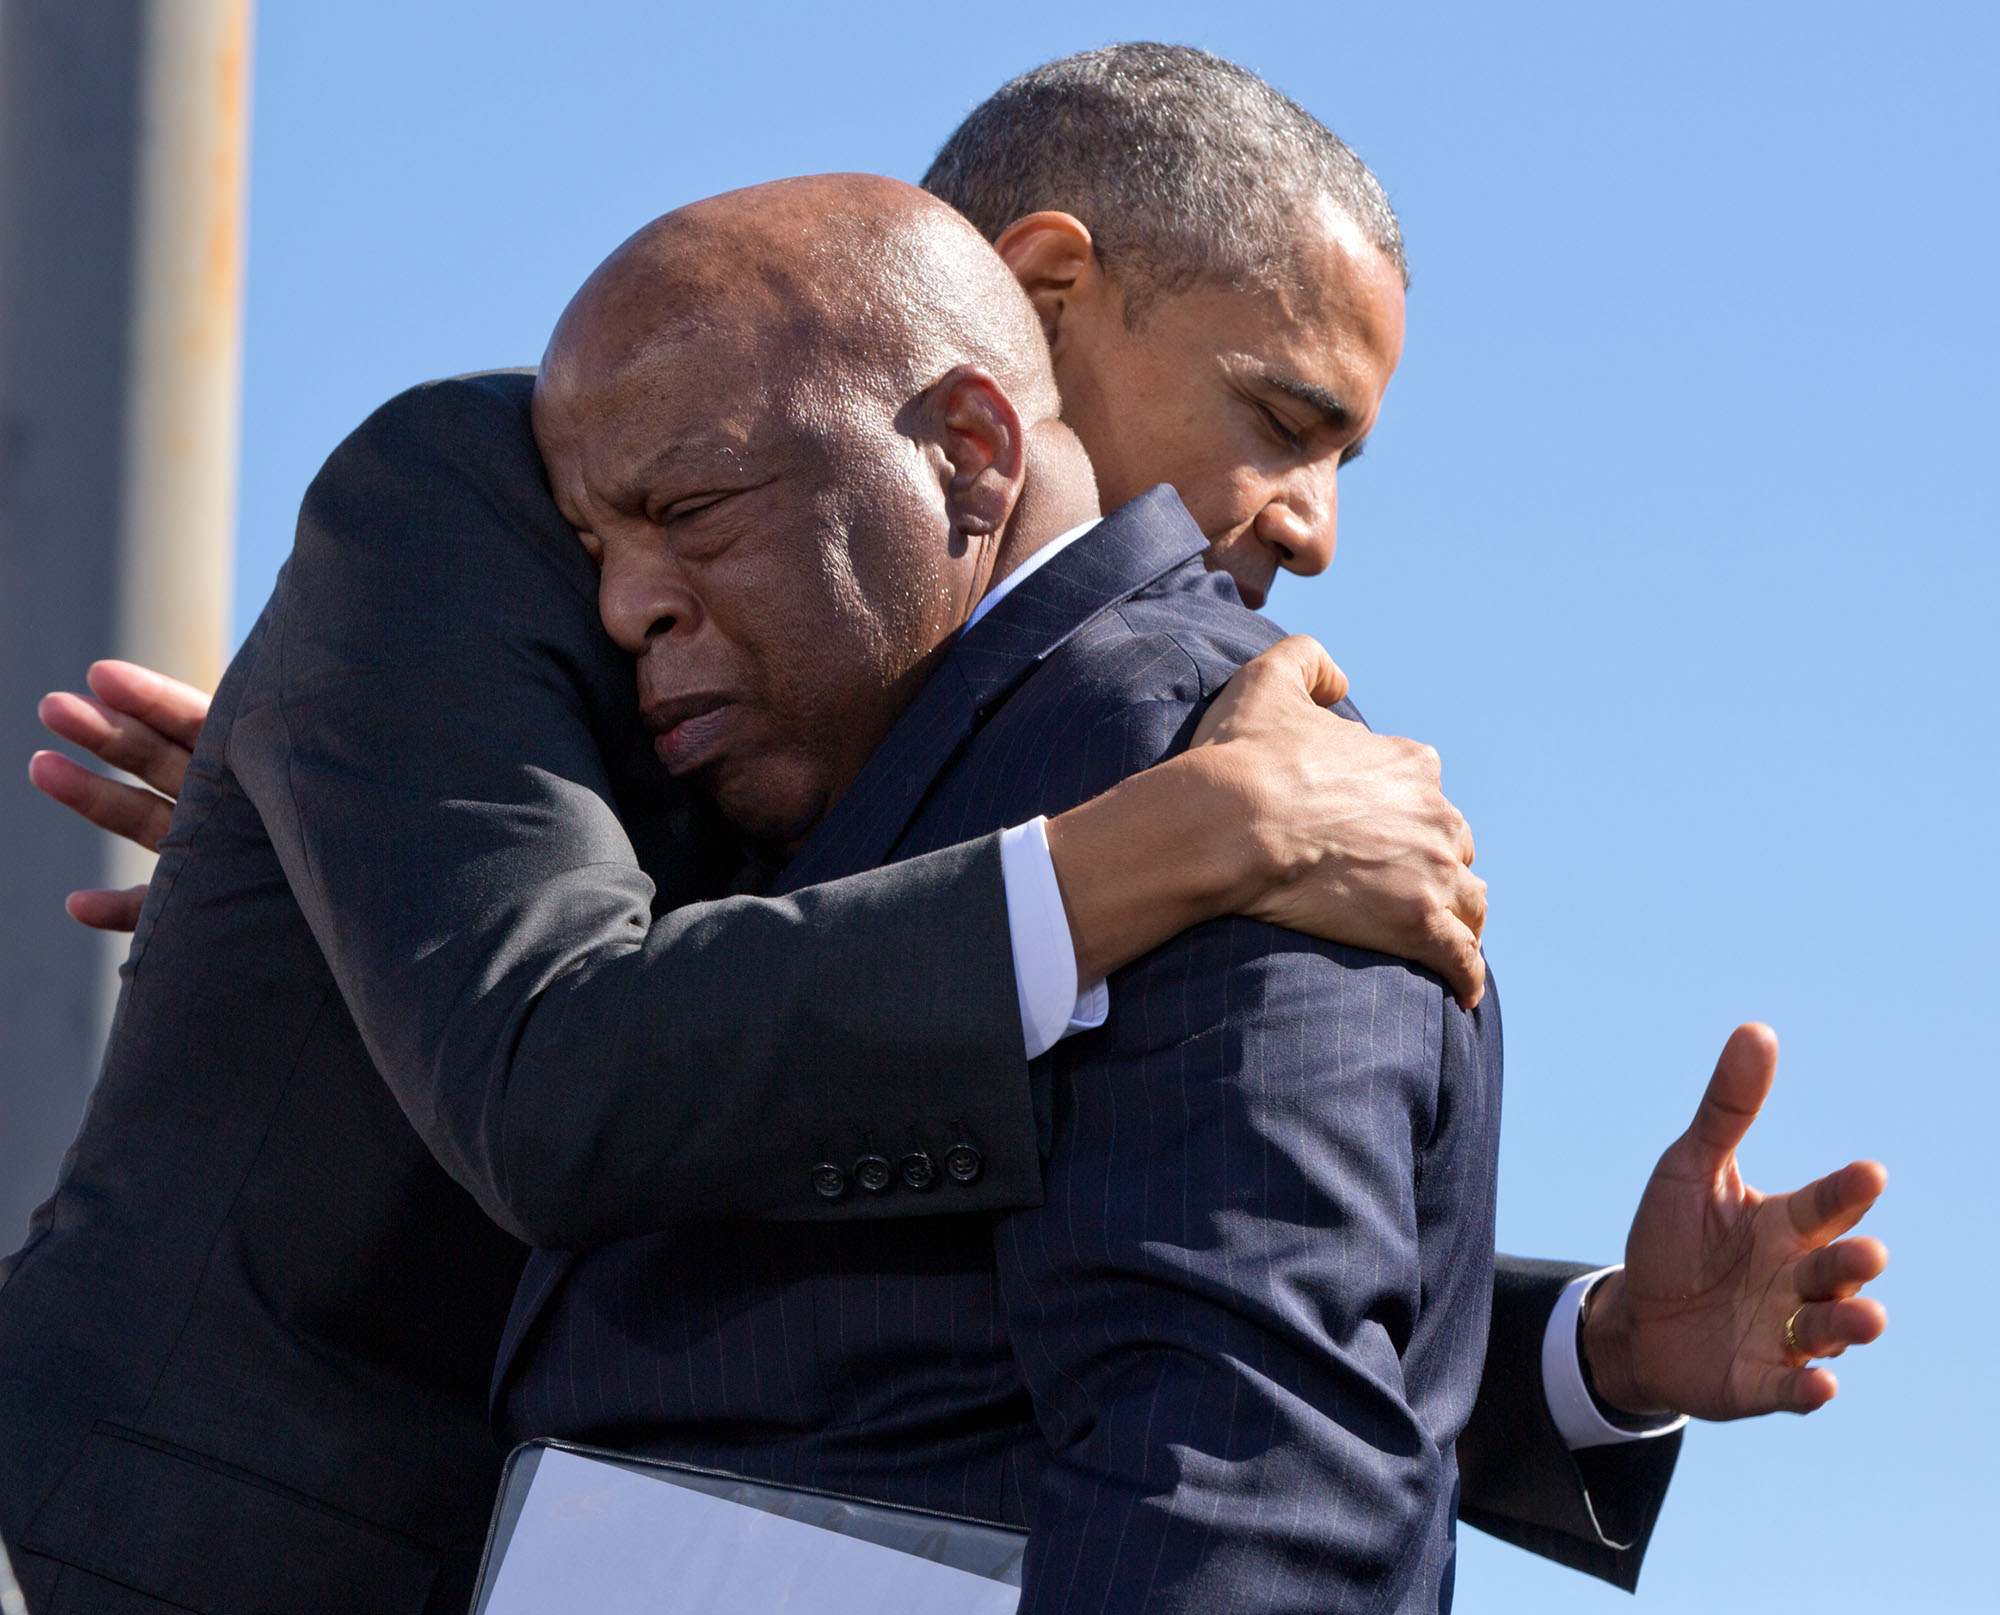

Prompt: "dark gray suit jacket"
[0,373,1041,1615]
[500,489,1502,1610]
[0,378,1674,1614]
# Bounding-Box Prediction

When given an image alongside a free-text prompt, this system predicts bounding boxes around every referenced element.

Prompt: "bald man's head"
[538,174,1059,460]
[535,174,1096,852]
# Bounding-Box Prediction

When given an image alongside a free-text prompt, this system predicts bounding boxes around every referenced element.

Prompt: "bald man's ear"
[992,212,1104,354]
[932,366,1027,544]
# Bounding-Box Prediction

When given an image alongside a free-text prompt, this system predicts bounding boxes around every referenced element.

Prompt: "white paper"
[481,1447,1022,1615]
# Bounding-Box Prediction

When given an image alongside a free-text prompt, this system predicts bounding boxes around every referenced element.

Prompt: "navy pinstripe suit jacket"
[498,487,1504,1613]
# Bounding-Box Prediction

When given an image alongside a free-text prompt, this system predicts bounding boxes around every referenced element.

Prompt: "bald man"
[0,182,1485,1615]
[503,171,1500,1614]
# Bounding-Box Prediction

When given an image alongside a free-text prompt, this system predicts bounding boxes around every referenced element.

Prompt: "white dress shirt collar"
[964,518,1100,633]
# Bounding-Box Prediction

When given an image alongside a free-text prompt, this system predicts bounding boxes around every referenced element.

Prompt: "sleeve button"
[854,1153,894,1194]
[944,1143,983,1185]
[898,1150,937,1192]
[811,1162,849,1202]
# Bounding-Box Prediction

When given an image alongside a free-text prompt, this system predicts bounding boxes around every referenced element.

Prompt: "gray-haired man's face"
[999,205,1405,610]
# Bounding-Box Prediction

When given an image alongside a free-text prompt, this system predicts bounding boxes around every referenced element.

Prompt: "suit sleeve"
[228,376,1041,1247]
[1457,1255,1683,1591]
[996,918,1501,1614]
[975,678,1498,1612]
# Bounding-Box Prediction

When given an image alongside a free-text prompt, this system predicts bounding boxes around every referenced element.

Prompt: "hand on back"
[29,660,209,931]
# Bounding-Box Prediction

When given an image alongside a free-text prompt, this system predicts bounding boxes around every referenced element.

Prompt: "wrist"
[1044,751,1252,987]
[1162,744,1280,914]
[1579,1269,1673,1419]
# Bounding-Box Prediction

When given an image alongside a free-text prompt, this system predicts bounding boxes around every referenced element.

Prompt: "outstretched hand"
[27,659,210,931]
[1583,1023,1888,1420]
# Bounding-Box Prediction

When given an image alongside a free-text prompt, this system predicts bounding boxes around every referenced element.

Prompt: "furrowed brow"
[604,437,742,510]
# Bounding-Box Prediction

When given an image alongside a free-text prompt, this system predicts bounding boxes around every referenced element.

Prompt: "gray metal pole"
[0,0,251,1248]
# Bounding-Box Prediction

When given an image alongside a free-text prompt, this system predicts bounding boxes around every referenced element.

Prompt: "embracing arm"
[33,640,1489,1003]
[204,376,1026,1246]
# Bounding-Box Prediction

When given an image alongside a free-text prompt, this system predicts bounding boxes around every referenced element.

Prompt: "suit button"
[944,1143,983,1185]
[899,1150,937,1192]
[811,1162,848,1202]
[854,1153,894,1194]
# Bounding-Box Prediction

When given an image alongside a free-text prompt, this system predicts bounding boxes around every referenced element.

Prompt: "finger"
[85,659,211,751]
[1416,909,1486,1011]
[1786,1296,1888,1359]
[1190,637,1349,749]
[1784,1159,1888,1247]
[1679,1022,1779,1174]
[1765,1363,1840,1415]
[40,691,193,799]
[1794,1235,1889,1301]
[29,750,177,851]
[1451,870,1488,944]
[65,886,147,932]
[38,689,118,748]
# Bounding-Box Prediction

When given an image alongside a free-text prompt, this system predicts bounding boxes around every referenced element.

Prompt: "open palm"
[1588,1023,1888,1421]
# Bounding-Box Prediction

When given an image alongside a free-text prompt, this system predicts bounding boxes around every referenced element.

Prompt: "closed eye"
[649,472,779,530]
[1253,399,1305,452]
[653,489,734,525]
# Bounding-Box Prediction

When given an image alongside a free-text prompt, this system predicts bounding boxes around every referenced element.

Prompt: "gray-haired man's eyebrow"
[1260,372,1359,434]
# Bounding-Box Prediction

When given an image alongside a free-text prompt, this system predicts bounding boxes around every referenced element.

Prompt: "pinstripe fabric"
[501,488,1502,1612]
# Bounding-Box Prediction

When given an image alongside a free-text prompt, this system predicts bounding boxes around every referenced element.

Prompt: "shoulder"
[992,559,1287,781]
[330,369,538,470]
[278,370,597,641]
[301,370,552,543]
[235,369,620,739]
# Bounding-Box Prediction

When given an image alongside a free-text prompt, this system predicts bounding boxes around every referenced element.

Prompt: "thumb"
[1263,634,1349,708]
[1680,1022,1779,1176]
[1190,635,1350,750]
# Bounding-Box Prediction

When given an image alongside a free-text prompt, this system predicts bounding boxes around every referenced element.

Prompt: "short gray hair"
[921,43,1407,315]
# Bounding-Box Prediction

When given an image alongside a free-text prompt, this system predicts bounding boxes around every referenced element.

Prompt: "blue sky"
[233,3,1994,1606]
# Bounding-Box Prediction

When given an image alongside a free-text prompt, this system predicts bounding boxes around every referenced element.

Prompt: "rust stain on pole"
[109,0,255,899]
[200,0,248,363]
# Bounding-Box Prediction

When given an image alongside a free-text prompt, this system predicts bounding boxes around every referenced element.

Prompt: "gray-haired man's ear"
[991,211,1103,350]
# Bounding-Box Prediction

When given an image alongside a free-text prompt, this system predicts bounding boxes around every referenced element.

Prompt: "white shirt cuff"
[999,817,1109,1061]
[1542,1267,1691,1451]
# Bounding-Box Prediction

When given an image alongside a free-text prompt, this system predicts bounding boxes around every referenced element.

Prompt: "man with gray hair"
[927,41,1409,308]
[910,44,1890,1588]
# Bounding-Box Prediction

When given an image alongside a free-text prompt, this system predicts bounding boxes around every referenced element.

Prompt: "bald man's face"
[538,337,982,851]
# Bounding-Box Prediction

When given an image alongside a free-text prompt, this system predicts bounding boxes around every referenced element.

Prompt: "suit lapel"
[771,485,1206,895]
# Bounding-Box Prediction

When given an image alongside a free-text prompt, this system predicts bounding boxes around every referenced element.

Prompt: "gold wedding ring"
[1783,1306,1806,1357]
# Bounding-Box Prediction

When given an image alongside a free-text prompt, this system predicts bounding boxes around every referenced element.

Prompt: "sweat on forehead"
[540,173,1057,421]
